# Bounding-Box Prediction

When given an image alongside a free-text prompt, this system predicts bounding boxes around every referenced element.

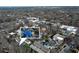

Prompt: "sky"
[0,0,78,6]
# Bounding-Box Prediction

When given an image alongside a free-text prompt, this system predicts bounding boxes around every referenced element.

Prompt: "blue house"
[21,28,32,38]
